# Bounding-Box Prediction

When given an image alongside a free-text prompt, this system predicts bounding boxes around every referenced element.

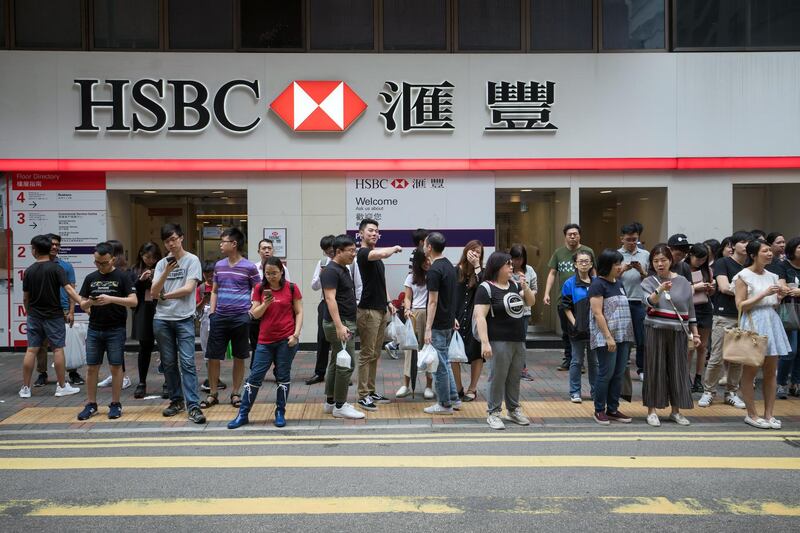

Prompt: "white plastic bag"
[64,323,87,370]
[335,342,352,369]
[398,318,419,350]
[386,314,404,343]
[199,305,211,354]
[417,343,438,370]
[447,333,468,363]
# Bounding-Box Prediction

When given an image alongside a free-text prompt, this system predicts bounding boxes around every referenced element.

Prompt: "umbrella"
[409,314,418,398]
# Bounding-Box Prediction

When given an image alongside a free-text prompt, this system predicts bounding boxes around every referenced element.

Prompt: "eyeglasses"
[505,260,513,266]
[220,239,234,244]
[164,235,181,244]
[264,271,282,277]
[576,260,592,264]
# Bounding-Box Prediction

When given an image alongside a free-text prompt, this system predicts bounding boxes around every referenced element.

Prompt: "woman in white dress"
[734,240,792,430]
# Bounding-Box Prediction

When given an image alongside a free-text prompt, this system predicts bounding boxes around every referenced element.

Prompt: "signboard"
[346,173,495,297]
[9,172,106,347]
[262,228,287,258]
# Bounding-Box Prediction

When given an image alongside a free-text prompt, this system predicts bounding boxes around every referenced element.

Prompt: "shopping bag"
[447,333,468,363]
[386,314,404,344]
[723,312,767,367]
[417,343,438,370]
[398,318,419,350]
[779,301,800,331]
[199,308,210,354]
[64,323,87,370]
[335,342,352,369]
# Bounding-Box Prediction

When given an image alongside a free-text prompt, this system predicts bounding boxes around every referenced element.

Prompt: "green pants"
[323,319,356,404]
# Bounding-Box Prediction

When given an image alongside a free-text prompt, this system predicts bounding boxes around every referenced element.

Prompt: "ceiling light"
[520,189,532,192]
[220,196,229,200]
[143,190,157,194]
[239,219,247,222]
[599,190,612,194]
[640,197,649,201]
[212,190,224,194]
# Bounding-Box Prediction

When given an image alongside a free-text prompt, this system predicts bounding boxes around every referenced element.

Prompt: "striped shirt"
[641,275,696,331]
[213,258,260,316]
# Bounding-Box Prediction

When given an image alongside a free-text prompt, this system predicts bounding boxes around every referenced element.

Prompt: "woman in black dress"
[131,241,162,399]
[453,240,484,401]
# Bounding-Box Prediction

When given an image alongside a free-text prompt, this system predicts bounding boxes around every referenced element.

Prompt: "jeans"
[247,339,299,411]
[629,301,646,373]
[569,338,598,397]
[154,317,199,408]
[431,329,459,407]
[778,330,800,386]
[593,342,631,414]
[86,326,126,366]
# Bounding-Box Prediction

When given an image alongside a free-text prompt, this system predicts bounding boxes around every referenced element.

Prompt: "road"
[1,423,798,531]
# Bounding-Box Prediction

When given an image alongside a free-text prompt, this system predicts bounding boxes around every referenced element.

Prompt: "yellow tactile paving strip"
[3,400,799,425]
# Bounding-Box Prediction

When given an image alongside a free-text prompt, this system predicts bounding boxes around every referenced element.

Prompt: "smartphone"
[630,261,640,267]
[166,256,178,265]
[89,295,98,300]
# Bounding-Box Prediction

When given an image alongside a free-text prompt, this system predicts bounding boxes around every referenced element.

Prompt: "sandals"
[230,393,242,408]
[199,393,218,409]
[463,390,477,402]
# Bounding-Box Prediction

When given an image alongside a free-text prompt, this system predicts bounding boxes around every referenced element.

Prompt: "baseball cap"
[667,234,690,248]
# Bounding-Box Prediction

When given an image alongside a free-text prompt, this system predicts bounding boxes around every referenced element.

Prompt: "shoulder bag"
[722,309,767,367]
[661,283,695,352]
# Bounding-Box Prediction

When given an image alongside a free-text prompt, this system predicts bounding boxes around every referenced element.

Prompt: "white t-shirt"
[154,252,202,320]
[404,274,428,309]
[512,265,538,317]
[732,268,780,309]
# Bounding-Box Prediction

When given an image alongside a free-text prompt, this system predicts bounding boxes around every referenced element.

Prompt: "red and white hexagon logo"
[270,80,367,132]
[391,178,409,189]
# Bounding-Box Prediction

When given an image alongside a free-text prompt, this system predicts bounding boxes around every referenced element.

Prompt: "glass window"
[531,0,593,51]
[458,0,521,50]
[750,0,800,48]
[94,0,159,49]
[14,0,82,48]
[240,0,302,49]
[383,0,447,51]
[675,0,747,49]
[602,0,665,50]
[168,0,233,49]
[309,0,373,50]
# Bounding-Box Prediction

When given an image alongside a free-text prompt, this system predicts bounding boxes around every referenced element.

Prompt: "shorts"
[86,326,126,366]
[205,312,251,360]
[27,315,66,349]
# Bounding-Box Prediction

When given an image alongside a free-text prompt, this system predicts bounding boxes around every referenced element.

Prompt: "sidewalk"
[1,348,798,430]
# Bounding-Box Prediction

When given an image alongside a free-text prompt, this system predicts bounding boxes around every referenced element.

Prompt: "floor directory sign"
[8,172,106,347]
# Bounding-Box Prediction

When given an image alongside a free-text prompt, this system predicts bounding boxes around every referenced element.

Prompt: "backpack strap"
[479,281,495,318]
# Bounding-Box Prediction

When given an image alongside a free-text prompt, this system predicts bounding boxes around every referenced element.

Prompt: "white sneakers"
[323,401,335,414]
[54,383,80,397]
[487,412,505,430]
[570,395,582,403]
[18,386,31,398]
[395,385,411,398]
[99,375,132,389]
[503,408,530,426]
[698,392,713,407]
[725,393,746,409]
[423,403,453,415]
[423,387,435,400]
[646,413,660,427]
[745,416,782,429]
[332,402,365,419]
[669,412,690,426]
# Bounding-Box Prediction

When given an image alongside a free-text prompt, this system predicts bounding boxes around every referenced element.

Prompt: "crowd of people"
[16,219,799,431]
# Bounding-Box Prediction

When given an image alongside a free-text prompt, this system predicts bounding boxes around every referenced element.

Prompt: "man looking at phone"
[203,227,260,410]
[618,223,649,380]
[151,223,206,424]
[355,218,402,412]
[76,242,137,420]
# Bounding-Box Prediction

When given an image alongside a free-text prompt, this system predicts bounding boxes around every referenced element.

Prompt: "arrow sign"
[29,222,37,229]
[28,201,37,208]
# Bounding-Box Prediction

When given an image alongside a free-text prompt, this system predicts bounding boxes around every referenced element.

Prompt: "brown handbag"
[722,311,767,367]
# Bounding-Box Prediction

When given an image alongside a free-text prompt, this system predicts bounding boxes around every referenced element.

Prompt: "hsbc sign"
[74,78,367,134]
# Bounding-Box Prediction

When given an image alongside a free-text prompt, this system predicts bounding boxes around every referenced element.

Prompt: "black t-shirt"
[23,261,68,319]
[768,259,800,303]
[80,269,135,329]
[426,257,457,330]
[474,280,526,342]
[713,256,746,317]
[672,260,693,283]
[320,261,357,322]
[356,247,387,310]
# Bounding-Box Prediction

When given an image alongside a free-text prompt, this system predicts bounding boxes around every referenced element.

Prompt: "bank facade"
[0,49,798,346]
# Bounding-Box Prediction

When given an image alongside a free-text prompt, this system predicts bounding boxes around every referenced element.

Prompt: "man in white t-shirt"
[150,223,206,425]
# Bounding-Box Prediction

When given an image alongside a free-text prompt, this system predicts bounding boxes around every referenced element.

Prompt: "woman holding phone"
[228,257,303,429]
[687,243,716,392]
[131,242,162,399]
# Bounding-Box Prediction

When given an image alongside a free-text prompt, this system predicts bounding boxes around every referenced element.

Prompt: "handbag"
[722,311,767,367]
[778,300,800,331]
[660,279,695,352]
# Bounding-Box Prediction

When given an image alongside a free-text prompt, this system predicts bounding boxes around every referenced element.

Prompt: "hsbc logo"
[391,178,409,189]
[270,81,367,132]
[74,78,367,134]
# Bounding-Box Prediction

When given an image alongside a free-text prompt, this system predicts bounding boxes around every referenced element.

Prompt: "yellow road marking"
[0,497,798,517]
[1,455,798,471]
[0,434,797,451]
